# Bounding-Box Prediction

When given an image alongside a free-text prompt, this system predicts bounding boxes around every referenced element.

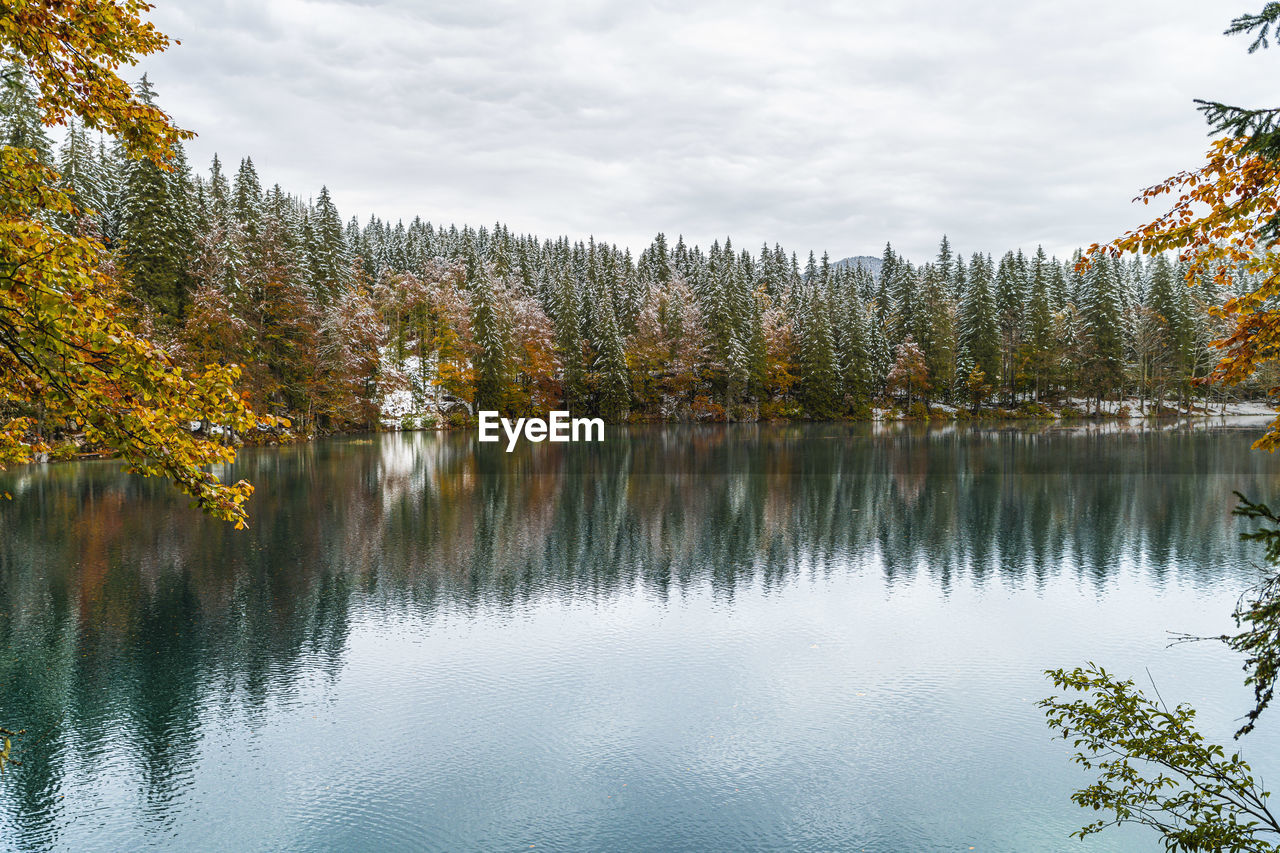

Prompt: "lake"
[2,422,1280,852]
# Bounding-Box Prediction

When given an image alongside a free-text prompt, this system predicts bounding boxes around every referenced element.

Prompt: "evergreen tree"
[1022,246,1057,401]
[995,251,1026,402]
[795,286,840,418]
[471,274,514,412]
[1146,252,1195,407]
[232,156,264,247]
[552,267,587,413]
[309,185,347,302]
[119,77,193,317]
[888,259,918,346]
[936,235,954,291]
[916,263,956,398]
[591,297,630,421]
[1082,254,1125,410]
[0,62,52,162]
[57,119,107,220]
[837,296,874,409]
[958,252,999,396]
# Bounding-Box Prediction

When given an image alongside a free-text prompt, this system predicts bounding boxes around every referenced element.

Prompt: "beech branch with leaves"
[0,1,276,527]
[1042,664,1280,853]
[1045,6,1280,851]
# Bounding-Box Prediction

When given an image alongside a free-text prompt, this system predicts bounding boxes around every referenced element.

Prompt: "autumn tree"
[0,0,275,526]
[508,289,559,416]
[886,336,931,410]
[1046,7,1280,851]
[314,271,383,428]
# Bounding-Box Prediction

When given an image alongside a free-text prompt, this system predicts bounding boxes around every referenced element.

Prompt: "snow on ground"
[379,351,436,429]
[1062,396,1277,419]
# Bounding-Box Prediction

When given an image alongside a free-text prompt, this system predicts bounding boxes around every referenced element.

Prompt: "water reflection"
[0,422,1276,850]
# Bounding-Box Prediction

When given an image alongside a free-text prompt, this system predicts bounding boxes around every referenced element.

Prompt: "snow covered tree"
[1081,254,1125,411]
[837,296,875,410]
[995,251,1027,403]
[0,62,51,162]
[794,286,840,419]
[315,274,384,428]
[1022,246,1058,401]
[471,273,515,413]
[309,185,347,303]
[551,266,588,413]
[1146,252,1195,408]
[591,297,630,422]
[959,252,999,393]
[886,336,931,410]
[57,119,107,222]
[915,263,956,399]
[119,77,193,318]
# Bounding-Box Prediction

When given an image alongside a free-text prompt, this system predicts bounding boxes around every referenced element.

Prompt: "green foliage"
[0,63,50,162]
[1043,492,1280,851]
[1083,254,1125,403]
[0,5,1253,436]
[959,252,1000,390]
[1209,494,1280,738]
[1042,663,1280,852]
[795,285,840,418]
[1193,5,1280,242]
[1196,6,1280,161]
[120,78,194,318]
[590,298,630,421]
[471,275,514,413]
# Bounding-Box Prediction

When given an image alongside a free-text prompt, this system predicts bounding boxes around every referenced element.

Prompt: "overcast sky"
[139,0,1274,263]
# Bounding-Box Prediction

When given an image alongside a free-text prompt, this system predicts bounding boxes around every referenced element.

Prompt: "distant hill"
[833,255,882,277]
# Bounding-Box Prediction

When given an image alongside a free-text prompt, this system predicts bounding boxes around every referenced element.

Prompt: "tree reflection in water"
[0,421,1274,841]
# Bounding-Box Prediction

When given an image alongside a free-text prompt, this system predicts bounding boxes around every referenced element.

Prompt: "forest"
[3,66,1268,438]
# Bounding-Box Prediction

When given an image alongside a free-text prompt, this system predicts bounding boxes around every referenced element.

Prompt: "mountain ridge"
[833,255,883,277]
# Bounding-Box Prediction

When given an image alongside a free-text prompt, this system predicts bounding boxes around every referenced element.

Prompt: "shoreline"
[17,400,1278,466]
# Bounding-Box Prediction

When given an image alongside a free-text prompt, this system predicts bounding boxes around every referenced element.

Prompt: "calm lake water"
[3,422,1280,852]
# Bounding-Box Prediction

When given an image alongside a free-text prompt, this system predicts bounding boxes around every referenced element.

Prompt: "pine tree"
[1082,254,1125,410]
[1146,252,1195,409]
[1049,256,1070,313]
[232,156,265,276]
[889,260,917,345]
[915,263,956,398]
[936,235,954,291]
[591,297,630,421]
[995,251,1027,403]
[0,62,52,162]
[959,252,999,397]
[837,296,874,409]
[1022,246,1057,401]
[57,119,107,220]
[795,286,840,418]
[309,185,347,303]
[471,273,514,413]
[119,77,193,317]
[552,267,587,413]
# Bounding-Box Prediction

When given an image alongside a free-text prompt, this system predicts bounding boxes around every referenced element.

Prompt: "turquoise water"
[1,422,1279,851]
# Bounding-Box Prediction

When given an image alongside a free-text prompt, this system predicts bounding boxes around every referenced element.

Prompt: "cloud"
[139,0,1275,262]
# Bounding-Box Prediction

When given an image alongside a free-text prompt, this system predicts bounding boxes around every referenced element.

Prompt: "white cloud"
[140,0,1276,262]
